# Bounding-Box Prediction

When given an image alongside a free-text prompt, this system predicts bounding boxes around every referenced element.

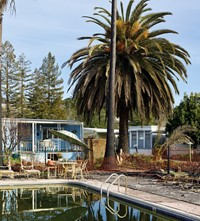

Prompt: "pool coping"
[0,178,199,221]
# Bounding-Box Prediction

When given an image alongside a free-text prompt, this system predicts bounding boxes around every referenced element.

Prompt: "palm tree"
[154,125,195,160]
[0,0,16,165]
[63,0,190,169]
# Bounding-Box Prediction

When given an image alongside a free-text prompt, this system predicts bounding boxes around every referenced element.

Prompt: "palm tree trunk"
[117,106,129,154]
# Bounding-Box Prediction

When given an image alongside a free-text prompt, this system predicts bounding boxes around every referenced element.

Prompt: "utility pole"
[0,11,3,166]
[104,0,117,169]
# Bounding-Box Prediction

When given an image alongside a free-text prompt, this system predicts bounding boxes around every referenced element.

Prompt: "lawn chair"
[82,159,89,177]
[45,160,57,178]
[75,159,89,179]
[0,155,14,179]
[0,166,15,179]
[20,158,40,178]
[56,161,66,178]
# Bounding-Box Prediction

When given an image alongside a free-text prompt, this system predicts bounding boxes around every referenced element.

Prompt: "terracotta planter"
[47,160,55,166]
[11,165,21,172]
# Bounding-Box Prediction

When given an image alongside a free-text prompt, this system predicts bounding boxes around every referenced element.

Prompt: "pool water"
[0,185,179,221]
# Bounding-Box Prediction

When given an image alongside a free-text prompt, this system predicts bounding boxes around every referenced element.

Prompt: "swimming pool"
[0,183,196,221]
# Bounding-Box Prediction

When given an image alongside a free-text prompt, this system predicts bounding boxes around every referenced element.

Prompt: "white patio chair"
[0,155,14,179]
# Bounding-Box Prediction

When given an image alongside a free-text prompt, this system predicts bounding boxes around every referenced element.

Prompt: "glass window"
[42,128,49,140]
[131,132,137,149]
[42,127,64,140]
[138,131,144,148]
[145,131,151,149]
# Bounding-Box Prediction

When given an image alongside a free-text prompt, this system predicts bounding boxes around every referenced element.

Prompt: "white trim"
[2,118,82,125]
[32,123,35,152]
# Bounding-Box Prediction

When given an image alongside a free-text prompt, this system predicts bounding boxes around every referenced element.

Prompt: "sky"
[2,0,200,106]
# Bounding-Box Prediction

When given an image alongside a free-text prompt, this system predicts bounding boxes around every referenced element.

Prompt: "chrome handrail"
[100,173,128,218]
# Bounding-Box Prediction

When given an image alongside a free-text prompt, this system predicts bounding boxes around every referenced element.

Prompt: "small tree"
[154,125,195,160]
[2,118,31,169]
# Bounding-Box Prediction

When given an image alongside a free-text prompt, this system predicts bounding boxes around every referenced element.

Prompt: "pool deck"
[0,176,199,220]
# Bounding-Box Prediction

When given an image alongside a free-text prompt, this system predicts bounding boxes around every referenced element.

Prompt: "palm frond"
[0,0,16,14]
[141,12,172,28]
[125,0,134,22]
[163,125,195,148]
[83,16,110,31]
[148,29,178,38]
[120,1,125,21]
[129,0,149,23]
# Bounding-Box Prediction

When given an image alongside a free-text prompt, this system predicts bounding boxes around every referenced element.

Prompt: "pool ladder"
[100,173,128,218]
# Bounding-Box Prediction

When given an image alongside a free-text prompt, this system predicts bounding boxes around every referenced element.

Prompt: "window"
[130,132,137,149]
[145,131,151,149]
[138,131,144,148]
[41,127,64,140]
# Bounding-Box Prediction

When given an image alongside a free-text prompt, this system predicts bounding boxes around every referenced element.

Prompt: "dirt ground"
[89,170,200,206]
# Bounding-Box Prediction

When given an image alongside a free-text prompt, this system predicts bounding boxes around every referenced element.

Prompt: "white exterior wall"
[128,125,165,155]
[129,148,152,155]
[84,126,165,156]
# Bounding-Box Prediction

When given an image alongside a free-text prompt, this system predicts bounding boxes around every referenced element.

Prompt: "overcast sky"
[2,0,200,105]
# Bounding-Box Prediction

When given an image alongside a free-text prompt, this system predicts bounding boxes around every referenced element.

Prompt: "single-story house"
[84,126,165,156]
[128,125,166,155]
[2,118,85,163]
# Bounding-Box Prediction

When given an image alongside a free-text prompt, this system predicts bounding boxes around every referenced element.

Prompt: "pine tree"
[28,68,48,118]
[28,52,66,119]
[1,41,17,117]
[40,52,66,119]
[13,53,32,118]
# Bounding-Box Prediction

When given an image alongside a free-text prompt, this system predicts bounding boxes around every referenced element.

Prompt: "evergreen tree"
[28,52,66,119]
[1,41,17,117]
[28,68,47,118]
[166,93,200,147]
[13,53,32,118]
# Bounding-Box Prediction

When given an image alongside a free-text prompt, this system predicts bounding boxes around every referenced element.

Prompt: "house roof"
[128,125,165,132]
[84,127,119,138]
[3,118,83,125]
